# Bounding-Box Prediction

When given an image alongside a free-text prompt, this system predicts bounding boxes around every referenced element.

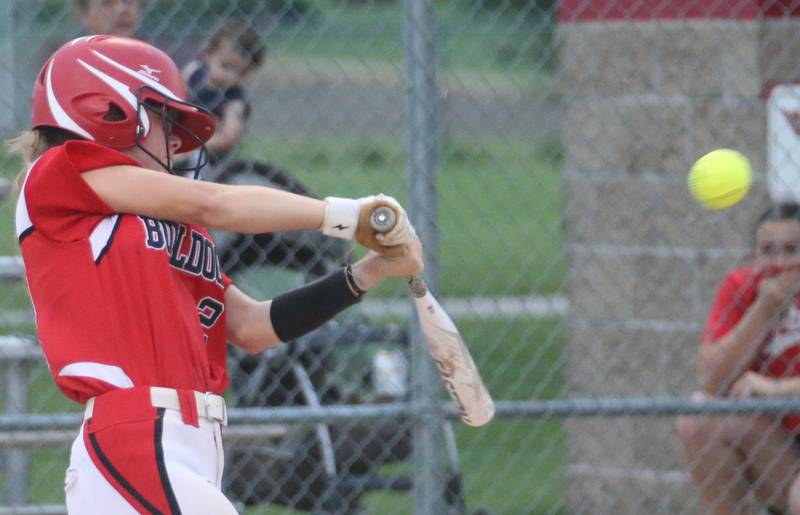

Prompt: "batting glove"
[321,196,362,240]
[321,195,412,257]
[371,197,416,247]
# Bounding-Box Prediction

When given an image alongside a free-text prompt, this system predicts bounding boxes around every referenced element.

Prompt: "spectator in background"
[182,19,266,171]
[74,0,142,37]
[677,203,800,515]
[36,0,143,74]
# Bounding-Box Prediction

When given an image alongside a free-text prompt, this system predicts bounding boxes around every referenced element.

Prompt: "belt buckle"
[203,391,227,426]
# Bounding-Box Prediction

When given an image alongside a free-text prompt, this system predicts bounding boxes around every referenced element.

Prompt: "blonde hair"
[7,132,39,190]
[6,128,83,189]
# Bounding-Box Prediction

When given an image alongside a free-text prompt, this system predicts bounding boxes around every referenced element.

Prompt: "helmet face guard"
[135,86,211,179]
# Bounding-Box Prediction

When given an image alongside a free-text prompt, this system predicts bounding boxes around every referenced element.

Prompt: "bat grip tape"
[270,267,362,342]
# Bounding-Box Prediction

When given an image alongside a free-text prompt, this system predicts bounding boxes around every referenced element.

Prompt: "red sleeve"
[702,268,758,343]
[222,273,234,289]
[24,141,140,242]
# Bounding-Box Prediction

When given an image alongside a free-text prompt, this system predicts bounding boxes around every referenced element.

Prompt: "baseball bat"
[370,206,495,427]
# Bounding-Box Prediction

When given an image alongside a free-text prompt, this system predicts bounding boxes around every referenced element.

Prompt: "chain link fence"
[3,0,800,514]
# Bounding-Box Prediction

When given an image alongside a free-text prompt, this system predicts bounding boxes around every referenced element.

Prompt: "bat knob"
[370,206,397,233]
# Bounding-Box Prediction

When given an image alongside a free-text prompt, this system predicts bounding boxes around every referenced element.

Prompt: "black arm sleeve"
[270,268,362,343]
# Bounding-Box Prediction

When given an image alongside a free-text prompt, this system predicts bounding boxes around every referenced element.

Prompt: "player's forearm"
[769,378,800,396]
[205,127,241,155]
[202,183,325,234]
[699,299,775,395]
[204,134,229,154]
[351,256,382,291]
[226,267,366,354]
[208,103,245,154]
[84,165,326,233]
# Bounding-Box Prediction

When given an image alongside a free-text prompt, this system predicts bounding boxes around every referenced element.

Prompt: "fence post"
[8,0,32,132]
[0,0,16,133]
[404,0,445,513]
[3,355,32,505]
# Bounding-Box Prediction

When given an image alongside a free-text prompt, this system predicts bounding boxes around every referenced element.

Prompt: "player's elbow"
[226,298,282,354]
[229,331,282,355]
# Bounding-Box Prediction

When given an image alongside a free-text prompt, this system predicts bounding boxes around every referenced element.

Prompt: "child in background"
[182,19,266,169]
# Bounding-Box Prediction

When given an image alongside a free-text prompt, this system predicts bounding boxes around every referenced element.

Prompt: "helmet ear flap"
[65,94,138,146]
[72,94,131,123]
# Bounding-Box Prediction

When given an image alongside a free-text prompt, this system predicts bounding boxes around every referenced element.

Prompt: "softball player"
[677,203,800,514]
[14,35,418,515]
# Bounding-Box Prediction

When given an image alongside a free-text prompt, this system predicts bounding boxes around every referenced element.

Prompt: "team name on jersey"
[139,216,224,286]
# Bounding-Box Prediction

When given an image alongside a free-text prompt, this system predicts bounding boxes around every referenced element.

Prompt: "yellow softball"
[688,149,752,210]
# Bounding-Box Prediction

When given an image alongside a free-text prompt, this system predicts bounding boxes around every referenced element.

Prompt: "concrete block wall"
[558,3,796,511]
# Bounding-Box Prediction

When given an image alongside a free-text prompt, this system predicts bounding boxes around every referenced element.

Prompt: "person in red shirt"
[678,203,800,515]
[12,35,418,515]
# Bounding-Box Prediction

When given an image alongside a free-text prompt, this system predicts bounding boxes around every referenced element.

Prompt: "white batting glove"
[321,196,364,240]
[322,195,415,257]
[372,195,416,247]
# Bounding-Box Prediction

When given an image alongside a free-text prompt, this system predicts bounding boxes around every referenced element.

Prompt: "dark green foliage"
[28,0,317,25]
[148,0,318,26]
[472,0,557,17]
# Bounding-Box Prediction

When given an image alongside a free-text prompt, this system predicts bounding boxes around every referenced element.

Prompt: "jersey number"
[197,297,224,328]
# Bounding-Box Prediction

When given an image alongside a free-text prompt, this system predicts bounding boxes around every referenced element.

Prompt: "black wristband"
[270,268,362,343]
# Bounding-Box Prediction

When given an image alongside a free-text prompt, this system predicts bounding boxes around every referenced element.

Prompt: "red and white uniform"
[17,141,237,514]
[18,141,230,399]
[704,267,800,432]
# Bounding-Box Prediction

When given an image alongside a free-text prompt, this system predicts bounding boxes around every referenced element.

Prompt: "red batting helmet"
[31,35,215,153]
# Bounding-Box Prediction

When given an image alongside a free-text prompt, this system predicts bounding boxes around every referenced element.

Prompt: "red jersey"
[16,141,232,404]
[704,267,800,432]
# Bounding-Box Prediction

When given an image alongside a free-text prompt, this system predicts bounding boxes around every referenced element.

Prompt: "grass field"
[263,1,556,92]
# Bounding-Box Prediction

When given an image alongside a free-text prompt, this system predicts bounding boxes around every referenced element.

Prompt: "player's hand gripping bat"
[370,206,495,427]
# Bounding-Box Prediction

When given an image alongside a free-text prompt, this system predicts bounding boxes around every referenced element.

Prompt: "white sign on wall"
[768,84,800,202]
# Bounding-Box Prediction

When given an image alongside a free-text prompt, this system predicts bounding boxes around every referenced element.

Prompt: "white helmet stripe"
[77,58,150,137]
[70,35,97,46]
[45,60,94,140]
[91,50,181,101]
